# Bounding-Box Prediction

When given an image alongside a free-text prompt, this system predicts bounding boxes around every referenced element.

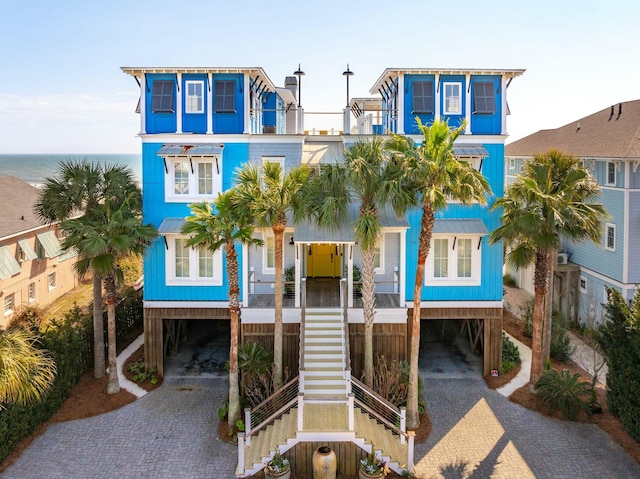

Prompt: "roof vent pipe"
[616,103,622,120]
[609,105,614,121]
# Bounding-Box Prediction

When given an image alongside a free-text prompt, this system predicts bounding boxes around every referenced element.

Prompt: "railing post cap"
[237,432,245,438]
[244,407,251,412]
[407,430,415,437]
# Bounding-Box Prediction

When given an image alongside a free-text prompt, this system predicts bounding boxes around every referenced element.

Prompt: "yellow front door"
[307,244,341,277]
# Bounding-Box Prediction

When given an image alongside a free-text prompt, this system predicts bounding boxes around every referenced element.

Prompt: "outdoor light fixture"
[294,64,305,107]
[342,64,354,108]
[289,237,295,245]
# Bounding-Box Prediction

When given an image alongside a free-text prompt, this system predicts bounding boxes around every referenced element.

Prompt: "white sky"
[0,0,638,154]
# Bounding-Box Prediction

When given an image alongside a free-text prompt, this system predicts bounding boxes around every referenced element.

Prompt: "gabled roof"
[505,100,640,159]
[0,176,43,239]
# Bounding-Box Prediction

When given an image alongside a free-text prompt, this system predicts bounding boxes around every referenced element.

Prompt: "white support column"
[139,74,146,134]
[434,73,440,122]
[243,74,250,134]
[407,431,415,473]
[397,75,405,135]
[297,392,304,430]
[236,433,245,476]
[242,244,249,307]
[501,75,508,135]
[244,407,252,445]
[207,73,213,134]
[343,107,351,135]
[348,393,355,431]
[400,407,406,444]
[297,107,305,134]
[399,230,406,307]
[465,74,471,135]
[295,243,301,308]
[176,73,183,134]
[348,245,354,308]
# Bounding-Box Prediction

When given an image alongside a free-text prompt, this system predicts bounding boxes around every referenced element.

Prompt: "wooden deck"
[247,278,400,308]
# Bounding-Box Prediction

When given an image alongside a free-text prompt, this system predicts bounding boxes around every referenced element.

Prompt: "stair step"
[304,369,343,377]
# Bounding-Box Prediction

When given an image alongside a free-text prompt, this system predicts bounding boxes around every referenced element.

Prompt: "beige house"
[0,176,78,329]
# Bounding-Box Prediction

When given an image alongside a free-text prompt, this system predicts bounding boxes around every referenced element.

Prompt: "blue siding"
[629,191,640,283]
[567,188,624,282]
[213,73,244,134]
[145,74,177,133]
[181,74,208,134]
[404,143,504,302]
[142,141,250,302]
[470,76,501,135]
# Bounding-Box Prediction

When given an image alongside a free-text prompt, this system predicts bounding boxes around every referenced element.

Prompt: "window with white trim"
[185,81,204,114]
[29,282,36,302]
[264,235,276,273]
[425,235,481,285]
[374,235,385,274]
[443,82,462,115]
[262,156,285,169]
[4,293,14,316]
[579,276,587,294]
[165,236,223,286]
[607,162,616,186]
[48,272,56,291]
[605,223,616,251]
[164,156,222,202]
[509,158,515,170]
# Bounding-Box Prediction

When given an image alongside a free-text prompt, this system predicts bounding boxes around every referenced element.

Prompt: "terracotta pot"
[359,467,384,479]
[312,446,337,479]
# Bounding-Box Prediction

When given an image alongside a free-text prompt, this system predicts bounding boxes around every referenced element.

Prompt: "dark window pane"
[151,80,175,113]
[215,80,235,113]
[412,81,434,114]
[473,82,496,114]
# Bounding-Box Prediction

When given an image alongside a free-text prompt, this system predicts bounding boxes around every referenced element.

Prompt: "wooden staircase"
[237,302,413,477]
[302,309,348,399]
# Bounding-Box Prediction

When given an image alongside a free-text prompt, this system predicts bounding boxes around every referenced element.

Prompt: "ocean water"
[0,154,142,187]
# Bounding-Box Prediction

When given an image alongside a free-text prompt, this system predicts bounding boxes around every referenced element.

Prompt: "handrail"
[341,279,351,373]
[299,278,306,377]
[350,376,407,439]
[245,375,299,441]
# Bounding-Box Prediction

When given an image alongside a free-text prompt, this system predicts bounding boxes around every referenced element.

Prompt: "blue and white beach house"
[122,65,524,476]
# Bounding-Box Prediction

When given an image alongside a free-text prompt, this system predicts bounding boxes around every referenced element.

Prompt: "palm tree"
[490,149,606,384]
[385,118,491,428]
[181,190,262,425]
[234,161,311,388]
[311,137,410,386]
[61,191,157,394]
[0,328,57,407]
[36,161,140,379]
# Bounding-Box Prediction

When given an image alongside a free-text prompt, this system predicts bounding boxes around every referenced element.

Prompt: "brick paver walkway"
[3,372,639,478]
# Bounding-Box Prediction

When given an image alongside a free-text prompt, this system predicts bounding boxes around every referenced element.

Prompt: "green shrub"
[520,300,534,338]
[597,287,640,441]
[501,332,521,374]
[550,311,572,362]
[503,274,517,287]
[535,368,590,420]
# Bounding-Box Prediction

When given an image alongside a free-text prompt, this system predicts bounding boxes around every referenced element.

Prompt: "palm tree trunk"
[361,247,376,387]
[104,274,120,395]
[542,249,556,366]
[273,223,285,389]
[92,272,105,378]
[407,203,435,429]
[530,250,550,385]
[226,240,241,425]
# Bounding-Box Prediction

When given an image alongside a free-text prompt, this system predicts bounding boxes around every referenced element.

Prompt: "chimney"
[284,76,299,135]
[284,76,298,99]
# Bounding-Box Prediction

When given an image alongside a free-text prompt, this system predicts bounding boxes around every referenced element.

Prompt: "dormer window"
[215,80,236,113]
[151,80,175,113]
[443,82,462,115]
[473,82,496,114]
[185,81,204,114]
[412,81,434,114]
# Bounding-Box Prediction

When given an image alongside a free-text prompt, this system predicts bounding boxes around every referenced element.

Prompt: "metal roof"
[432,219,488,235]
[17,239,38,261]
[158,218,186,235]
[0,246,20,279]
[453,145,489,157]
[36,231,61,258]
[157,144,224,156]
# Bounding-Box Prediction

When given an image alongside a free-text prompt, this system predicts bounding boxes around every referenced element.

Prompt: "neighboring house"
[0,176,78,329]
[121,65,524,376]
[505,100,640,327]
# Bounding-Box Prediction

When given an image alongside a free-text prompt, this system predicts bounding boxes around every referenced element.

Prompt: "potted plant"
[264,448,290,479]
[359,446,389,479]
